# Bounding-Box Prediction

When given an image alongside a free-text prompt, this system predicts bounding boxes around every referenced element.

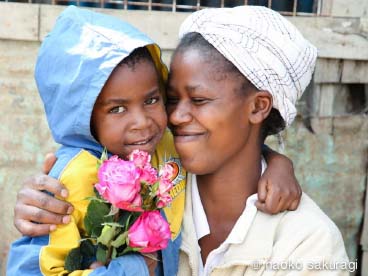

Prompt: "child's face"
[91,60,167,158]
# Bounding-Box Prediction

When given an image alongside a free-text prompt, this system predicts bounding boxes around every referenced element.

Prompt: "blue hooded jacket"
[7,6,185,276]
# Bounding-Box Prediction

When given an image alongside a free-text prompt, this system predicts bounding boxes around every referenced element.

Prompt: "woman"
[167,6,348,275]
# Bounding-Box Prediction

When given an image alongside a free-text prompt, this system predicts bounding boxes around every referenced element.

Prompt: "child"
[8,6,301,276]
[7,6,182,276]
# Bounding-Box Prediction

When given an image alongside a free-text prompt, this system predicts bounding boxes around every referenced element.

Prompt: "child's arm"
[259,145,302,214]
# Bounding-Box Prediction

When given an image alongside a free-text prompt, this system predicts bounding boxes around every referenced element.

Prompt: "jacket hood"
[35,6,167,153]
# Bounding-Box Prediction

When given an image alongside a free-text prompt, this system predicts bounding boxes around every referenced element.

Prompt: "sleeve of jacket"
[7,236,148,276]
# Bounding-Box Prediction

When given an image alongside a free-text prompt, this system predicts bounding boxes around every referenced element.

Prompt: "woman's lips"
[173,131,205,143]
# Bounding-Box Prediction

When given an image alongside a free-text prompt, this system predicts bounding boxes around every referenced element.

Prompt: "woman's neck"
[195,142,262,263]
[197,145,262,213]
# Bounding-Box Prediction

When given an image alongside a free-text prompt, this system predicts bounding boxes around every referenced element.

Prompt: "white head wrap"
[179,6,317,127]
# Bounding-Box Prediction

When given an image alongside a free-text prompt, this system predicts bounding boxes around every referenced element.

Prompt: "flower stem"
[106,211,120,265]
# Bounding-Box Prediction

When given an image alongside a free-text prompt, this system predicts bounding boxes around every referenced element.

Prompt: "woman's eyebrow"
[185,85,201,93]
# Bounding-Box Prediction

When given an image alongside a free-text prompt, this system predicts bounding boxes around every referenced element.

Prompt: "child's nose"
[131,110,151,130]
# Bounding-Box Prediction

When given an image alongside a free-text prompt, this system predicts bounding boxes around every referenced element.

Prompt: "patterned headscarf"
[179,6,317,127]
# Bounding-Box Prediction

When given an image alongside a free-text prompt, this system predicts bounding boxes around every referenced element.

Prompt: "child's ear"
[248,91,273,124]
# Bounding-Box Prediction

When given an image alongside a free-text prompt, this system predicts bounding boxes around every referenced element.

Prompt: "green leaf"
[151,182,159,195]
[117,210,131,227]
[97,225,116,246]
[65,247,83,272]
[96,244,108,264]
[84,196,108,203]
[121,246,142,255]
[100,147,108,163]
[84,200,113,237]
[80,239,95,257]
[110,231,128,248]
[96,147,108,169]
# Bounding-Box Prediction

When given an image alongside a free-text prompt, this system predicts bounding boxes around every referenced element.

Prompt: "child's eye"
[109,106,126,113]
[145,97,159,105]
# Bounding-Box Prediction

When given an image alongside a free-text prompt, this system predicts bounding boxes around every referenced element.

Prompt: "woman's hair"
[174,32,285,140]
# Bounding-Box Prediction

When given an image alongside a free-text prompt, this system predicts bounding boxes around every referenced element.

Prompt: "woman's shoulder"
[269,193,348,261]
[279,193,340,235]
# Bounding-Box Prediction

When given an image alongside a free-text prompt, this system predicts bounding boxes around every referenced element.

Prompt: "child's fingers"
[254,201,267,213]
[89,262,104,269]
[255,192,282,214]
[257,178,268,202]
[288,198,300,211]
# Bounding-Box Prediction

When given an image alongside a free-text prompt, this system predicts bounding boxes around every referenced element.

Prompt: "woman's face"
[167,48,255,175]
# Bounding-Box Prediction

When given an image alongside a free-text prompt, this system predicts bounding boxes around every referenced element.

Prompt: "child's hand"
[143,253,158,276]
[89,261,104,269]
[256,153,302,214]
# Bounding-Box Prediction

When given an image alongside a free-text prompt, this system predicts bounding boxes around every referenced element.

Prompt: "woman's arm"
[259,145,302,214]
[14,153,73,236]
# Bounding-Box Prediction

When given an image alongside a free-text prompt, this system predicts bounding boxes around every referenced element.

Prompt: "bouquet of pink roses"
[65,150,174,271]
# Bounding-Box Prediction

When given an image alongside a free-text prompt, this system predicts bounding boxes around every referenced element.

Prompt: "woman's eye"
[109,106,126,113]
[145,97,159,105]
[192,98,208,104]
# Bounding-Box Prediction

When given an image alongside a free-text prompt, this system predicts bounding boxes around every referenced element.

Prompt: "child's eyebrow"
[145,88,160,98]
[100,88,160,105]
[100,98,128,105]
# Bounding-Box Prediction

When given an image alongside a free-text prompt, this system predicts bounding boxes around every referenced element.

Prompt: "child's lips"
[131,139,151,145]
[124,135,159,153]
[127,136,153,146]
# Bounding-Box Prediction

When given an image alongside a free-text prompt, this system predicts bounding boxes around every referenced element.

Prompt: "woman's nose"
[168,100,192,126]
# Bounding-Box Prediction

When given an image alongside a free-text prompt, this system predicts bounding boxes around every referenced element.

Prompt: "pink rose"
[128,211,171,253]
[159,163,174,182]
[157,179,173,196]
[96,155,142,211]
[139,164,159,185]
[129,150,151,168]
[156,193,172,208]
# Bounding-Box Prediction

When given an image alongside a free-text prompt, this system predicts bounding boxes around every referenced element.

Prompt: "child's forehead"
[97,59,161,101]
